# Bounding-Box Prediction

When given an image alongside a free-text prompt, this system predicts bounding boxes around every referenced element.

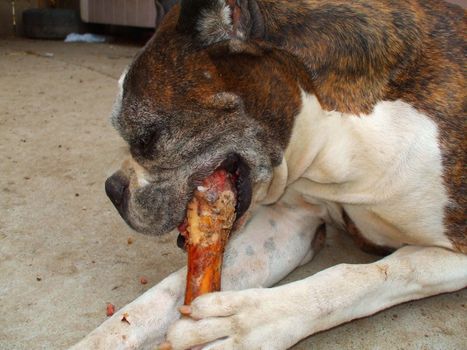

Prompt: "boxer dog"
[72,0,466,349]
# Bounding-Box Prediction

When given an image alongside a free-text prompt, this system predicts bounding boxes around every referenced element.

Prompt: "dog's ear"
[177,0,265,47]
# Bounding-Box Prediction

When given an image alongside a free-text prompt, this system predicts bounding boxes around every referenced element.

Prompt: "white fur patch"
[110,67,128,130]
[274,91,453,250]
[126,156,151,188]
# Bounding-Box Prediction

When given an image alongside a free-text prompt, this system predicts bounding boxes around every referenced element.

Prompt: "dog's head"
[105,0,306,236]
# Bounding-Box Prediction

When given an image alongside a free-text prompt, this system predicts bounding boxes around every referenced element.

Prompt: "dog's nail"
[158,342,172,350]
[179,305,192,315]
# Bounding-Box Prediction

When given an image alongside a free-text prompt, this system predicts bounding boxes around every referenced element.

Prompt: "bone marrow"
[179,169,237,305]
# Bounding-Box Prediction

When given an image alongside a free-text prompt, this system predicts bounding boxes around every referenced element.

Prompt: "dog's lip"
[176,154,252,250]
[232,156,252,220]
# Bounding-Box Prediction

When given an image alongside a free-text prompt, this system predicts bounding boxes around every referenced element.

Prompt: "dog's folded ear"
[177,0,265,48]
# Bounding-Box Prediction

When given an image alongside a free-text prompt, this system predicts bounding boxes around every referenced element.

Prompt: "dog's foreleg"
[165,246,467,350]
[221,188,325,290]
[69,188,324,349]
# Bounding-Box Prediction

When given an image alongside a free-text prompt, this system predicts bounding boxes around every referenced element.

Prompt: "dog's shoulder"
[262,0,466,251]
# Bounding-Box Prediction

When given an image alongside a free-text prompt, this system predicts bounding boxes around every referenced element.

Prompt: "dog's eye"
[131,132,158,159]
[137,137,150,150]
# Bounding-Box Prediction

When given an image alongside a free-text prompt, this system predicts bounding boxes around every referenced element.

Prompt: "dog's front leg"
[166,246,467,350]
[70,189,323,349]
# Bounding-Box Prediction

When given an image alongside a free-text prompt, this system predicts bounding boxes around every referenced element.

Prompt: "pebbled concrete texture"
[0,38,465,350]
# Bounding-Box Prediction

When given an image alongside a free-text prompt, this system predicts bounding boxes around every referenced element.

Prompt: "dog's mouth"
[176,154,252,249]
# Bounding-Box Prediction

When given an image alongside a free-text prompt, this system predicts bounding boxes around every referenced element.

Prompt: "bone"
[183,169,237,305]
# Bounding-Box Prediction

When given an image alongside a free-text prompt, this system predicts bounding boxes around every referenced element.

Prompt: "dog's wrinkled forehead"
[111,31,226,146]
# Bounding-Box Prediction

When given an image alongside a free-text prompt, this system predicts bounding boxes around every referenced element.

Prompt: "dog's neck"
[257,89,324,205]
[251,0,424,115]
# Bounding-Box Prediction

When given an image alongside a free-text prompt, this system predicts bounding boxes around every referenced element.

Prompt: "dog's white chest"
[280,92,453,249]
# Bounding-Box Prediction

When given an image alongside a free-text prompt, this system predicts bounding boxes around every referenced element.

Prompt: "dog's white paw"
[164,287,304,350]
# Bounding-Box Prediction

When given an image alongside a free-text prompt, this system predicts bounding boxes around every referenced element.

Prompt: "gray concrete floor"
[0,38,465,350]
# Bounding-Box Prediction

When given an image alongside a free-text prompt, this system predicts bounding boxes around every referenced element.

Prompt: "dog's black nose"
[105,172,129,208]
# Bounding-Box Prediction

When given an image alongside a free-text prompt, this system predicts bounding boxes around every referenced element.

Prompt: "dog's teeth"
[197,186,207,192]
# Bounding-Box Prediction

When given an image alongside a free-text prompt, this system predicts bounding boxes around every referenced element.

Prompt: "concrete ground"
[0,38,465,350]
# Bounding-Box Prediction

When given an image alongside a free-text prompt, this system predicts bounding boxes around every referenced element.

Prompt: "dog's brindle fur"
[112,0,465,252]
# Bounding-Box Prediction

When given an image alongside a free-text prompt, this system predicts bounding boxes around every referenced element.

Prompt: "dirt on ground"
[0,38,465,350]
